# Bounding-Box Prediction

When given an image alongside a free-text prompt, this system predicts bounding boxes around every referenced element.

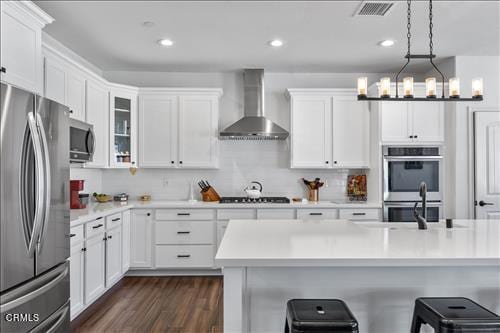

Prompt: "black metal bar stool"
[284,299,359,333]
[411,297,500,333]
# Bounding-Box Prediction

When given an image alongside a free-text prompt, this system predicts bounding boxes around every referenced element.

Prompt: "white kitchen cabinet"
[290,95,332,168]
[66,70,86,121]
[178,95,219,168]
[338,208,381,221]
[216,220,230,249]
[130,209,152,268]
[84,234,106,304]
[410,102,444,142]
[109,88,138,168]
[44,56,66,104]
[332,96,369,168]
[69,242,85,319]
[138,95,178,167]
[155,245,214,268]
[380,101,411,142]
[105,226,122,287]
[122,210,131,273]
[138,89,221,168]
[0,1,52,94]
[288,89,370,169]
[257,209,296,219]
[85,79,109,168]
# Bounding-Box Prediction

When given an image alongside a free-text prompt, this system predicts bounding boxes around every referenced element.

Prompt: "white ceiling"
[35,1,500,73]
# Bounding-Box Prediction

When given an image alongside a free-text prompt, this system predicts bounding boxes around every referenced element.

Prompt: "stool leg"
[410,313,423,333]
[284,318,289,333]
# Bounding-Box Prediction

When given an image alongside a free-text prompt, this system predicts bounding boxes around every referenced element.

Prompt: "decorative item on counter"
[188,180,198,203]
[93,192,112,203]
[139,194,151,201]
[302,178,324,202]
[347,175,367,201]
[70,180,86,209]
[198,180,221,202]
[114,193,129,202]
[243,181,263,199]
[129,161,138,175]
[78,193,89,206]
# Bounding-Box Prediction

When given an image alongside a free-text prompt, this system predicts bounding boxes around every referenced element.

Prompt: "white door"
[121,210,131,273]
[105,227,122,286]
[380,102,411,143]
[0,3,43,93]
[411,102,444,142]
[69,242,85,318]
[84,235,106,304]
[291,95,332,168]
[44,57,66,104]
[138,95,178,167]
[332,96,369,168]
[85,80,109,168]
[66,71,86,121]
[130,210,152,268]
[475,111,500,219]
[178,95,219,168]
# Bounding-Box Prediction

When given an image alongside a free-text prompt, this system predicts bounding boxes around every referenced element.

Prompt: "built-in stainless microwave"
[383,146,443,202]
[70,119,95,163]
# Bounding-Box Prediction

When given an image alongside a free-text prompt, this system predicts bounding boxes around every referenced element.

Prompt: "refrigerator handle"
[26,112,45,257]
[0,263,68,313]
[35,112,51,250]
[30,302,69,333]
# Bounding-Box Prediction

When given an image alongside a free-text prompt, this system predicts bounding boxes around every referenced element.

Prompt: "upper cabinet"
[109,87,138,168]
[288,89,370,169]
[66,71,86,121]
[85,79,109,168]
[138,89,222,169]
[0,1,53,94]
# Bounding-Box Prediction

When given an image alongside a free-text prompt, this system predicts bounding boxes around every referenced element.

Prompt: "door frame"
[467,107,500,218]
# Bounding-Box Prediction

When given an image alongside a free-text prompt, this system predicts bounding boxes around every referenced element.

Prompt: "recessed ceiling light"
[158,39,174,47]
[142,21,155,28]
[269,39,284,47]
[379,39,395,47]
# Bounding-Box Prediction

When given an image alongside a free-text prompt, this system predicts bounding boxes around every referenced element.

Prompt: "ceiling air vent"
[354,1,395,17]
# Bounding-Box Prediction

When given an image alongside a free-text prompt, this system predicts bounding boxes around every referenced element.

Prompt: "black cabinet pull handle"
[177,213,190,216]
[414,135,418,138]
[409,135,413,138]
[92,224,103,229]
[310,213,323,216]
[112,218,120,221]
[1,67,6,73]
[352,212,366,216]
[177,231,191,234]
[177,254,191,258]
[108,235,112,239]
[147,213,151,216]
[95,217,103,220]
[70,233,76,238]
[82,247,87,252]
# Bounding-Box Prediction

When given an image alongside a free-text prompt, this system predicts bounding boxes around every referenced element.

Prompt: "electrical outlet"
[162,177,169,187]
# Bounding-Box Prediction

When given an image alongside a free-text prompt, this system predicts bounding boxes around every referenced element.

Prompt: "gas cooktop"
[219,197,290,204]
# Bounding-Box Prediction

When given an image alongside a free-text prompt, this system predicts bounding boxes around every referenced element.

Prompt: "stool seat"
[285,299,359,333]
[411,297,500,333]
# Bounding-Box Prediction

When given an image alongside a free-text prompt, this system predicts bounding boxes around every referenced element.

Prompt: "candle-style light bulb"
[472,78,483,99]
[425,77,437,98]
[449,77,460,98]
[403,77,414,98]
[379,77,391,98]
[357,77,368,98]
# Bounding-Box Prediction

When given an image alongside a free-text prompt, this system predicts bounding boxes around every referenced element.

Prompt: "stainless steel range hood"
[220,69,289,140]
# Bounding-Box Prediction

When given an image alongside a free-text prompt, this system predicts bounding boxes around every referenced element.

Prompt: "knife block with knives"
[198,180,221,202]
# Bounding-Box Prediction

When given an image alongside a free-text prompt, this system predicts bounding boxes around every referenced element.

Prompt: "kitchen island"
[215,219,500,333]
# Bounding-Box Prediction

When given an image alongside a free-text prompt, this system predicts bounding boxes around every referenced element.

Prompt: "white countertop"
[71,200,382,222]
[215,219,500,267]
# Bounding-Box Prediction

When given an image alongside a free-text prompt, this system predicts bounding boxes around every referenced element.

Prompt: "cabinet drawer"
[155,221,214,245]
[106,212,122,230]
[70,225,84,245]
[257,209,295,219]
[217,209,256,220]
[85,217,106,238]
[338,209,380,221]
[155,245,214,268]
[155,209,214,221]
[297,209,338,220]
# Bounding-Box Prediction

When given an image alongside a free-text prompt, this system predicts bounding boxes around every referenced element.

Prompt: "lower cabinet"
[122,210,131,272]
[69,242,85,318]
[155,245,215,268]
[130,209,153,268]
[84,233,106,304]
[105,226,122,286]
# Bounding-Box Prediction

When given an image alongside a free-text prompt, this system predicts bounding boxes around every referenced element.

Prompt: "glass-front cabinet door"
[109,88,137,168]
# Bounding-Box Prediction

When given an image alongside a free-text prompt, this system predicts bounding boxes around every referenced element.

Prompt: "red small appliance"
[70,180,86,209]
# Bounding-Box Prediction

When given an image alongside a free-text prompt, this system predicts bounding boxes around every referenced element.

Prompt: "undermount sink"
[354,222,467,230]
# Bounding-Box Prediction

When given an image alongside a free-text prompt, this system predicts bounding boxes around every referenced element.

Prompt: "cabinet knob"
[325,161,329,164]
[69,110,74,114]
[179,161,183,164]
[333,161,338,164]
[409,135,414,138]
[103,237,107,241]
[147,213,151,216]
[108,235,112,239]
[171,161,174,164]
[414,135,418,138]
[82,247,87,252]
[1,67,6,73]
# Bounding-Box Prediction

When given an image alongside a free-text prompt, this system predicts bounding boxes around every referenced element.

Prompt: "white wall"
[70,166,103,195]
[101,71,401,201]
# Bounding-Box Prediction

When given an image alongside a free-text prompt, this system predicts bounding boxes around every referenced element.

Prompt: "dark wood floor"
[71,276,223,333]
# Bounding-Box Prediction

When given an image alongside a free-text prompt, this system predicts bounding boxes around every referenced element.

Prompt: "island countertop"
[215,219,500,267]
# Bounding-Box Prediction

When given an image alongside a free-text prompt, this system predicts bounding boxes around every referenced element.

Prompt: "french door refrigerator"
[1,83,70,332]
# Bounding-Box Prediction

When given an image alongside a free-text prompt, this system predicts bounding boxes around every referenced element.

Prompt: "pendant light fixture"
[357,0,483,102]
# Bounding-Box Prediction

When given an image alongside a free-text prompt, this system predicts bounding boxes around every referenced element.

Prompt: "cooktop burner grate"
[219,197,290,204]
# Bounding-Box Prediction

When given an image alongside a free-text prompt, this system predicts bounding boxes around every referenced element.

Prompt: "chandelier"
[357,0,483,102]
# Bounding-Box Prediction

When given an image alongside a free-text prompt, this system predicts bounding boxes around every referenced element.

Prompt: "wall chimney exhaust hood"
[220,69,289,140]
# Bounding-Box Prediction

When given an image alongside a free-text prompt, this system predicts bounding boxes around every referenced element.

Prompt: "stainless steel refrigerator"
[1,83,70,332]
